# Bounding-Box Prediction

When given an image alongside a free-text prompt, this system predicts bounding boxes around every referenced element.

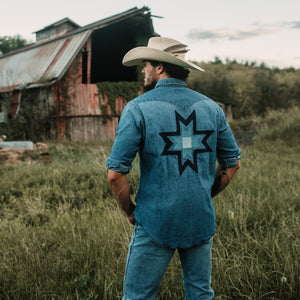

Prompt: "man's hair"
[148,60,190,81]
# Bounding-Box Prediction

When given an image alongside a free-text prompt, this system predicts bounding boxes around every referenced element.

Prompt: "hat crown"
[122,36,204,72]
[147,37,188,60]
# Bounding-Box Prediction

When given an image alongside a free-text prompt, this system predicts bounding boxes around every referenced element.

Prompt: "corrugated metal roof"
[77,7,152,33]
[0,6,155,93]
[33,17,81,33]
[0,31,91,92]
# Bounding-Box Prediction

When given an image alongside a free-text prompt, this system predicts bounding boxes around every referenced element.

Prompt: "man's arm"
[211,160,240,198]
[107,169,135,225]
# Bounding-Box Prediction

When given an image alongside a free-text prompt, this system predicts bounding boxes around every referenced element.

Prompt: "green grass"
[0,108,299,299]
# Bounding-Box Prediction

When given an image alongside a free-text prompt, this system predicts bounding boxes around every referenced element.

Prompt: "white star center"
[182,137,192,149]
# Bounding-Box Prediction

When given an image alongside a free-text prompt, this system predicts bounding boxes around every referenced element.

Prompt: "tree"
[188,59,299,119]
[210,56,223,64]
[252,69,281,115]
[0,35,29,55]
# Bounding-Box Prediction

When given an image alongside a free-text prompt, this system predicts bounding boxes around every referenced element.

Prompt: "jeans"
[122,224,214,300]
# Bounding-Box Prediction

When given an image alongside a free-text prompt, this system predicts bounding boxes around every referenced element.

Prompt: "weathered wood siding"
[53,79,126,141]
[67,116,119,142]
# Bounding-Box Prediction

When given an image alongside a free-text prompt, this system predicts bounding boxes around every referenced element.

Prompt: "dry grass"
[0,108,299,299]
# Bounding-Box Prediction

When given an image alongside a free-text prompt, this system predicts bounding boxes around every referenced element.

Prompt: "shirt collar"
[155,78,187,89]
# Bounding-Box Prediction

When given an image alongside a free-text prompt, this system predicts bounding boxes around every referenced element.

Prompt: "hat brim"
[122,47,204,72]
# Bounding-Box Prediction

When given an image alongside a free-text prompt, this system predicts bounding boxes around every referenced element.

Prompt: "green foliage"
[0,93,9,124]
[0,88,54,141]
[254,107,300,147]
[188,60,300,118]
[210,56,223,65]
[0,108,299,299]
[230,106,300,147]
[0,93,9,111]
[0,35,29,55]
[97,81,142,115]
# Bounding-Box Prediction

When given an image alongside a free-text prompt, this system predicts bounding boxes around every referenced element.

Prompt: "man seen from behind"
[106,37,241,300]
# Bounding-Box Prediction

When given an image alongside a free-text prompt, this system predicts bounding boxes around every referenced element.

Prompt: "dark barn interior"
[90,12,154,83]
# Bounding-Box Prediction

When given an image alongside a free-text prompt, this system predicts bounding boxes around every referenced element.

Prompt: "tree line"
[1,36,299,119]
[188,57,300,118]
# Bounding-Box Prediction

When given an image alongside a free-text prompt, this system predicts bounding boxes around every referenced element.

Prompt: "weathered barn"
[0,7,157,141]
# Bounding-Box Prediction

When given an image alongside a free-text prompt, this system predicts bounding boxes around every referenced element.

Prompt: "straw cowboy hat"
[122,37,204,72]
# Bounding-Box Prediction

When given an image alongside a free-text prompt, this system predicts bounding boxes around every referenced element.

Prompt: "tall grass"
[0,108,299,299]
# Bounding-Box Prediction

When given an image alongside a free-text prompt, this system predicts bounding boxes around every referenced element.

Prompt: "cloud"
[187,20,300,41]
[188,28,273,41]
[290,21,300,28]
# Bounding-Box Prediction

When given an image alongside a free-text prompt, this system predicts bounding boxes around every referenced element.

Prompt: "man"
[106,37,241,299]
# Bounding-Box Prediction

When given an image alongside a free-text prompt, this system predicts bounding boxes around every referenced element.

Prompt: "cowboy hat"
[122,37,204,72]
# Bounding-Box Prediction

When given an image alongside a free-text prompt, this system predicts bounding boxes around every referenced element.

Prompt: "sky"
[1,0,300,69]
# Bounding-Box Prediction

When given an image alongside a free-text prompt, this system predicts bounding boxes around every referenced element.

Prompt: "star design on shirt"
[159,110,214,175]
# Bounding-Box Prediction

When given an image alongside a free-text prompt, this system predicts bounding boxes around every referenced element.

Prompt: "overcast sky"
[1,0,299,68]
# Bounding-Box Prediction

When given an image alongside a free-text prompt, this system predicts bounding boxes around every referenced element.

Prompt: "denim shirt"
[106,78,241,249]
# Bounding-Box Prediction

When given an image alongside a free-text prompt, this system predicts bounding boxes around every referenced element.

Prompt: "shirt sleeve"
[216,106,241,169]
[106,102,143,174]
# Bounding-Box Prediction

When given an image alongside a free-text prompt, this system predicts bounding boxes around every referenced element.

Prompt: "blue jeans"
[122,224,214,300]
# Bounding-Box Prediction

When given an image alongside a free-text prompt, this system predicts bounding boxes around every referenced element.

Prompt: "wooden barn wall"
[52,54,126,142]
[67,116,119,142]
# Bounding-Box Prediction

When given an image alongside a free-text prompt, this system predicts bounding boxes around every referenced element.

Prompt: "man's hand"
[211,161,240,198]
[107,169,136,224]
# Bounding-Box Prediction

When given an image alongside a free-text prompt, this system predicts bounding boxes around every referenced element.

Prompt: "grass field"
[0,108,299,299]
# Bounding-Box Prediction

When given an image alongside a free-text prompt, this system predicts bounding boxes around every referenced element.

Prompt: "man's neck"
[157,73,170,81]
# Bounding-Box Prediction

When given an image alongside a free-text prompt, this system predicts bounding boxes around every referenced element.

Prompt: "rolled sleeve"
[106,102,143,174]
[216,106,241,169]
[105,157,132,175]
[218,155,240,169]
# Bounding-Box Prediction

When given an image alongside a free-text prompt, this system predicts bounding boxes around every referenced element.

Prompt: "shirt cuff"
[218,155,240,169]
[106,157,132,174]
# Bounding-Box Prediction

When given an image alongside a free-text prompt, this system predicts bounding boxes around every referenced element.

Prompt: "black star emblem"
[159,110,214,175]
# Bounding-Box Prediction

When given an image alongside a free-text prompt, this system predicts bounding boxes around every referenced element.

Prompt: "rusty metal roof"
[0,7,155,93]
[0,31,91,92]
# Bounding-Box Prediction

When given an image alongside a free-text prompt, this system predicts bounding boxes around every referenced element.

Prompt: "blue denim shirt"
[106,78,241,248]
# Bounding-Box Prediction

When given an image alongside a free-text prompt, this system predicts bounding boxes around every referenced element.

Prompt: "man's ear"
[156,63,164,75]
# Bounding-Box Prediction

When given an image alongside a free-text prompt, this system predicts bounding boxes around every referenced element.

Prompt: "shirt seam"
[133,98,211,110]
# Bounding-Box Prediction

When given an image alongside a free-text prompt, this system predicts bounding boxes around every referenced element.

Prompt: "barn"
[0,7,157,141]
